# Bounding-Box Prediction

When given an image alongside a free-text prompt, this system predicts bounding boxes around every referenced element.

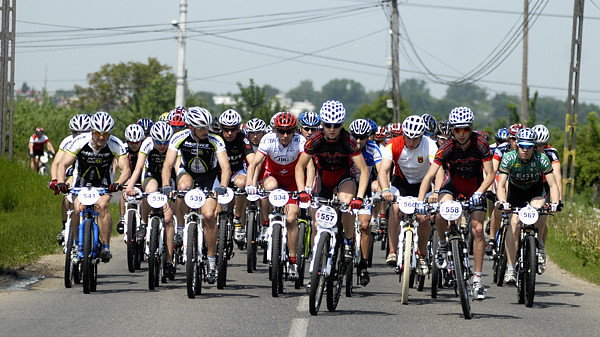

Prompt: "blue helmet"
[299,111,320,127]
[365,119,378,134]
[137,118,154,135]
[496,128,509,142]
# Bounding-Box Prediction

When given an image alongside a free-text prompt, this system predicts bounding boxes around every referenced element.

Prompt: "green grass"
[547,204,600,285]
[0,157,122,270]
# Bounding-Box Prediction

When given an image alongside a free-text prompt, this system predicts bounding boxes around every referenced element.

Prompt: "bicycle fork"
[397,220,419,270]
[309,227,338,277]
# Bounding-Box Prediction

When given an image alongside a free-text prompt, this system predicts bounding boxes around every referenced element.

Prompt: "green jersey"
[498,150,553,190]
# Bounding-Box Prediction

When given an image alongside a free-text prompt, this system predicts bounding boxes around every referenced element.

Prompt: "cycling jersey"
[221,132,254,172]
[65,133,126,187]
[492,142,511,162]
[383,136,437,184]
[58,135,76,152]
[498,150,553,190]
[258,132,305,179]
[139,137,170,186]
[304,129,361,172]
[541,144,560,164]
[434,132,492,180]
[29,133,49,155]
[169,129,225,186]
[124,143,140,184]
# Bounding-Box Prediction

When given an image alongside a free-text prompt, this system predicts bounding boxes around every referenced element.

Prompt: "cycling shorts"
[508,181,546,208]
[314,169,355,200]
[391,175,421,197]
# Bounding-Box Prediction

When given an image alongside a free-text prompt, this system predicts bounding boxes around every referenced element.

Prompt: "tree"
[444,83,488,105]
[353,94,410,125]
[233,79,281,122]
[74,57,175,113]
[400,79,436,117]
[287,80,321,107]
[262,84,280,101]
[320,79,367,118]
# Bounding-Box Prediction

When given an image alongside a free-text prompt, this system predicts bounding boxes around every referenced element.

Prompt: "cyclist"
[245,112,305,280]
[218,109,255,244]
[378,115,441,275]
[295,100,370,267]
[169,106,187,134]
[348,118,383,285]
[496,128,560,283]
[388,122,403,139]
[365,118,378,141]
[490,127,509,152]
[435,120,451,148]
[137,118,154,138]
[160,107,231,283]
[29,127,56,172]
[421,113,437,139]
[416,106,495,300]
[50,114,91,245]
[53,111,131,262]
[124,122,176,277]
[298,111,321,140]
[245,118,267,152]
[116,124,146,234]
[158,112,170,122]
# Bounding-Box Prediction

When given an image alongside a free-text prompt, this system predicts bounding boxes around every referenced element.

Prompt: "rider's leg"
[233,173,247,224]
[96,194,113,246]
[470,210,486,275]
[337,179,357,241]
[387,204,400,256]
[416,214,431,254]
[202,198,218,256]
[359,213,372,260]
[285,203,300,259]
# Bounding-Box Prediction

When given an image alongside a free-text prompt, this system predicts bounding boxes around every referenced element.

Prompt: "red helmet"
[375,125,388,140]
[508,123,525,136]
[35,127,45,134]
[388,122,403,137]
[273,112,297,129]
[169,106,186,127]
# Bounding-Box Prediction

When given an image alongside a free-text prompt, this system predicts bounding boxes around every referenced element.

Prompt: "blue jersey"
[362,140,382,168]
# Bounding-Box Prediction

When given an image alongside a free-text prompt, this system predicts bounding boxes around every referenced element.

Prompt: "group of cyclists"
[46,100,562,303]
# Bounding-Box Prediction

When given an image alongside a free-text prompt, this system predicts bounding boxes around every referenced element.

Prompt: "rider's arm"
[246,150,266,186]
[28,141,34,157]
[125,152,147,193]
[416,162,441,201]
[551,162,563,200]
[545,171,560,204]
[305,158,316,190]
[50,150,64,180]
[476,160,495,194]
[216,150,231,187]
[377,157,393,191]
[294,152,311,192]
[161,149,178,188]
[56,153,77,184]
[351,153,369,199]
[492,158,501,173]
[115,155,131,185]
[496,173,509,203]
[46,140,56,154]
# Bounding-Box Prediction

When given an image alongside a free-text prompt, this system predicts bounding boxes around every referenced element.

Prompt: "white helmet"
[90,111,114,133]
[401,115,426,139]
[349,119,371,136]
[218,109,242,126]
[532,124,550,144]
[186,107,213,128]
[319,100,345,124]
[245,118,266,132]
[150,121,173,143]
[69,114,91,132]
[270,112,283,127]
[448,106,474,127]
[124,124,145,142]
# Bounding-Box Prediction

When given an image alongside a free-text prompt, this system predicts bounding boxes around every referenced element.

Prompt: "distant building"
[213,95,236,106]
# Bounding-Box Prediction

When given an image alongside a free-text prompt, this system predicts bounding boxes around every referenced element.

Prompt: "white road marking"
[296,295,309,312]
[288,318,308,337]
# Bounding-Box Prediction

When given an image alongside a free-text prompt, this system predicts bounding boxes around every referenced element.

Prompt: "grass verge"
[0,157,122,270]
[547,204,600,285]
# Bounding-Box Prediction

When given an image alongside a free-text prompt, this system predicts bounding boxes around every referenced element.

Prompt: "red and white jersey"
[258,132,305,177]
[382,136,437,184]
[29,133,49,151]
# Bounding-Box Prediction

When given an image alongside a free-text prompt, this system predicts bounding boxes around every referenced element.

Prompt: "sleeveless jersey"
[498,150,553,190]
[258,132,305,178]
[65,133,126,187]
[383,136,437,184]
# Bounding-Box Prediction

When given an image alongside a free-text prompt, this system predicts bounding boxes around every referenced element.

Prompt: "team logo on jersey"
[189,156,209,174]
[418,156,423,163]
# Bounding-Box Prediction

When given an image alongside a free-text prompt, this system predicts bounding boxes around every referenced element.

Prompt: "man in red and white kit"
[245,112,305,280]
[29,127,56,172]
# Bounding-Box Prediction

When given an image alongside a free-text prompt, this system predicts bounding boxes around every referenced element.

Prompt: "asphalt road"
[1,238,599,337]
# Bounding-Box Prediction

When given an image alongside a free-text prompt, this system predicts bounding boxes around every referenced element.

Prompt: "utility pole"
[390,0,401,122]
[0,0,15,158]
[173,0,187,107]
[563,0,585,202]
[520,0,529,122]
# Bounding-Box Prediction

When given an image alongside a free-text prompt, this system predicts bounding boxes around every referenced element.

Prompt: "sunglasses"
[276,128,295,134]
[323,123,342,129]
[93,131,110,137]
[302,127,319,132]
[518,144,534,150]
[155,140,169,145]
[193,126,208,131]
[453,127,472,134]
[222,127,238,132]
[247,131,264,135]
[127,141,141,145]
[352,134,368,140]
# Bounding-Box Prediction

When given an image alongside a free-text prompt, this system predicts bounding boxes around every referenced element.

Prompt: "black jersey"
[169,129,226,183]
[221,132,254,172]
[65,133,126,187]
[304,129,361,172]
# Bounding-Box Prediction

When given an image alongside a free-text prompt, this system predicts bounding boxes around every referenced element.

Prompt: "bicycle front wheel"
[431,229,440,299]
[148,217,160,290]
[82,219,93,294]
[309,232,330,316]
[126,210,137,273]
[295,220,307,290]
[524,235,537,308]
[451,239,472,319]
[326,239,344,312]
[186,222,200,298]
[271,223,283,297]
[246,209,258,273]
[216,214,228,289]
[401,231,413,304]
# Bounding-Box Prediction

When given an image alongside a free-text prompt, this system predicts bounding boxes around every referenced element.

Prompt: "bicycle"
[123,186,144,273]
[36,151,52,176]
[70,185,107,294]
[347,196,375,297]
[395,196,420,304]
[63,193,79,288]
[501,204,552,308]
[245,191,262,273]
[434,198,474,319]
[308,197,350,316]
[145,191,171,290]
[295,200,312,290]
[492,210,510,287]
[216,188,235,290]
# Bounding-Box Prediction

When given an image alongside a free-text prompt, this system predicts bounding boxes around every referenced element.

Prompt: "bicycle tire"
[451,239,472,319]
[345,255,353,298]
[91,262,98,292]
[246,209,257,273]
[82,219,93,294]
[380,232,387,251]
[431,229,440,299]
[496,251,508,287]
[186,222,199,298]
[309,232,330,316]
[326,238,344,312]
[148,217,160,290]
[367,235,374,268]
[64,227,75,288]
[401,231,413,304]
[271,223,283,297]
[295,220,307,289]
[216,213,228,289]
[126,210,137,273]
[524,235,537,308]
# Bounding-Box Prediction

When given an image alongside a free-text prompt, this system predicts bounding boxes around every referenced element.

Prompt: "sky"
[15,0,600,106]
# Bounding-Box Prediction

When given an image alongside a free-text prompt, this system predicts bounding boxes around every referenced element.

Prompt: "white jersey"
[58,134,77,152]
[383,136,437,184]
[257,132,305,177]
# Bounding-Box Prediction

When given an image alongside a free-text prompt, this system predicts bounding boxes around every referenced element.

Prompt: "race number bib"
[217,187,235,205]
[246,193,260,202]
[184,189,206,209]
[399,196,417,215]
[268,189,289,208]
[439,200,462,221]
[316,206,338,229]
[78,187,100,206]
[148,192,169,209]
[518,205,539,225]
